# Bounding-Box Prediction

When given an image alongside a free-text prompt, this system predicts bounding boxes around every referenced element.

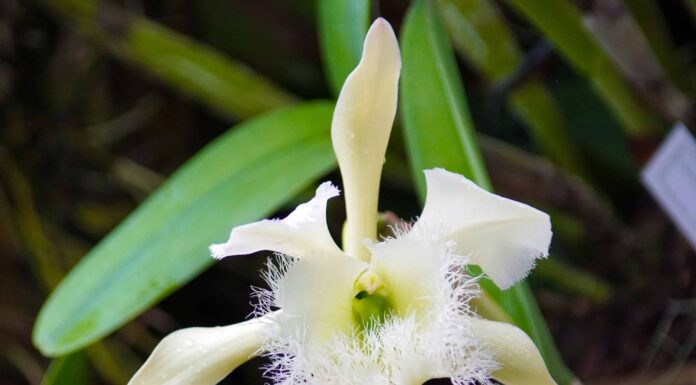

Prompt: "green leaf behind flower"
[400,1,575,384]
[41,352,89,385]
[33,102,337,357]
[400,0,488,198]
[318,0,371,96]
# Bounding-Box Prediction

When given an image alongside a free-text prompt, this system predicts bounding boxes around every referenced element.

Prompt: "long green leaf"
[502,0,662,138]
[438,0,588,178]
[41,352,89,385]
[400,2,575,384]
[33,102,337,356]
[400,0,488,197]
[318,0,371,96]
[624,0,694,95]
[43,0,296,120]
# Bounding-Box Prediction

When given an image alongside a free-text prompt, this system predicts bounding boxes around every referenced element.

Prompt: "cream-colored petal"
[367,238,446,317]
[210,182,342,259]
[128,316,274,385]
[332,18,401,261]
[471,318,557,385]
[411,169,551,289]
[276,251,367,346]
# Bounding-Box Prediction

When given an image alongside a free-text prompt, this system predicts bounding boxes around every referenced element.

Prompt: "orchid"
[128,18,557,385]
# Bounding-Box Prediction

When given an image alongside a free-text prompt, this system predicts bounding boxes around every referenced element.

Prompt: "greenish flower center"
[351,271,393,328]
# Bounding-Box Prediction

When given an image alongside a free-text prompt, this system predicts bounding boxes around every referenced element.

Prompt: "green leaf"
[127,19,297,119]
[438,0,588,178]
[41,352,89,385]
[33,101,337,357]
[400,0,489,198]
[400,2,576,384]
[624,0,695,95]
[502,0,663,138]
[318,0,371,96]
[43,0,296,120]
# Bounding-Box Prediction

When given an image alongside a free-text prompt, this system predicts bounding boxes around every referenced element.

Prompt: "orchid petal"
[276,251,367,346]
[471,318,558,385]
[210,182,342,259]
[128,316,274,385]
[412,169,551,289]
[367,238,447,316]
[332,18,401,261]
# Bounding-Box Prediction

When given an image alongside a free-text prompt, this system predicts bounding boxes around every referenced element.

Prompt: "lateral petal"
[275,251,368,346]
[128,316,274,385]
[210,182,342,259]
[412,169,551,289]
[367,238,447,317]
[471,318,558,385]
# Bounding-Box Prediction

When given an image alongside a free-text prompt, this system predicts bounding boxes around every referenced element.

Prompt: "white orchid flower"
[129,18,557,385]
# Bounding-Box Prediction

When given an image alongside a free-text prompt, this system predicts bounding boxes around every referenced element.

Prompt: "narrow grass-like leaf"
[43,0,296,120]
[400,0,488,197]
[33,102,336,357]
[502,0,662,138]
[624,0,695,96]
[41,352,89,385]
[438,0,588,178]
[400,2,576,384]
[318,0,371,95]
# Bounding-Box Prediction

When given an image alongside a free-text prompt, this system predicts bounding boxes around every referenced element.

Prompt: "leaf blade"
[43,0,296,120]
[33,102,336,356]
[438,0,588,178]
[400,2,575,384]
[41,352,89,385]
[400,0,489,197]
[317,0,371,96]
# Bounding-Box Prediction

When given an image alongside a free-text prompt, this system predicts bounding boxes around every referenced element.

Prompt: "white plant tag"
[641,123,696,251]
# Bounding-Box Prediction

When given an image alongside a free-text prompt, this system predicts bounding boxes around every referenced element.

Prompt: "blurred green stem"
[503,0,663,138]
[42,0,297,120]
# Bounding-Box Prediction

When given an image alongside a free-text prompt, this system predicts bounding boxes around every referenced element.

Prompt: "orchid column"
[332,18,400,261]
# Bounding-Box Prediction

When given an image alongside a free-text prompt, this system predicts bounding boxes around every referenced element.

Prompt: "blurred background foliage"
[1,0,696,384]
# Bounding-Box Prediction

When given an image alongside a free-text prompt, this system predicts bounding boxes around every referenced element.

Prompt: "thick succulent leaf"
[33,102,336,356]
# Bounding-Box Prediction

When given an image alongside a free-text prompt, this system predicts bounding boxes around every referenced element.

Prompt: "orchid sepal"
[128,315,275,385]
